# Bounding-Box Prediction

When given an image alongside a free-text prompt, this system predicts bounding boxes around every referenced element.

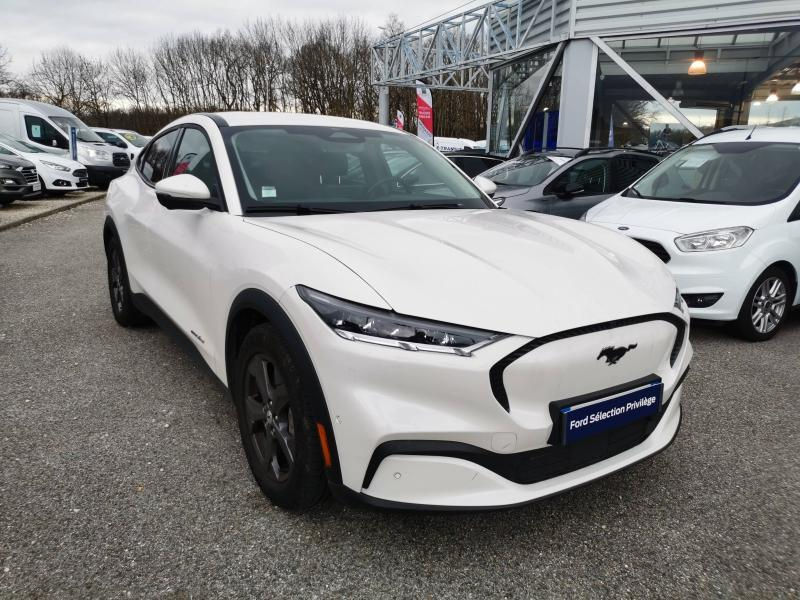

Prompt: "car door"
[140,126,228,365]
[541,157,613,219]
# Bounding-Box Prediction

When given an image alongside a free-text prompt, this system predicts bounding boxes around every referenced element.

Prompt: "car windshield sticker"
[31,124,41,138]
[261,186,277,199]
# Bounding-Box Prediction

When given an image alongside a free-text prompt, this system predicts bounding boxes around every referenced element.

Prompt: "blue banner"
[561,380,662,444]
[70,126,78,161]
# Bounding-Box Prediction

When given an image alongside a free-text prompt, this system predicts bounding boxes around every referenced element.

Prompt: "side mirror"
[155,174,217,210]
[51,139,58,147]
[473,175,497,198]
[556,181,584,199]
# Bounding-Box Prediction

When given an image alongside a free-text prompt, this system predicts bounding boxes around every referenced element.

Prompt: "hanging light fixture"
[688,50,707,76]
[766,87,779,102]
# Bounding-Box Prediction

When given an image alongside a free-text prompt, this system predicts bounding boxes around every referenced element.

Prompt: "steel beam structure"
[372,0,566,91]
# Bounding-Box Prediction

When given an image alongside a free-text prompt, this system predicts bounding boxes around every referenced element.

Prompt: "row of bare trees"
[0,17,486,140]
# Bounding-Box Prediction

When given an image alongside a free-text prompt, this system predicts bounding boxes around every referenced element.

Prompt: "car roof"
[187,111,403,134]
[695,126,800,145]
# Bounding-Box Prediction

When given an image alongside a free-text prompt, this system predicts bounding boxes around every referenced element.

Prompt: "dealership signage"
[416,81,434,145]
[395,110,405,131]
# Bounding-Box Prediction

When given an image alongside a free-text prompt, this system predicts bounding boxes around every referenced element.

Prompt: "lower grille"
[634,238,671,263]
[73,168,88,178]
[112,153,130,168]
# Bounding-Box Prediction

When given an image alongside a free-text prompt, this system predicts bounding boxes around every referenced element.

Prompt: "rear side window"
[613,156,658,190]
[140,130,180,184]
[24,116,68,150]
[171,128,222,200]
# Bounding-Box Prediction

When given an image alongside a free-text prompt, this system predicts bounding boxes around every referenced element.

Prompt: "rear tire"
[234,323,327,510]
[734,266,792,341]
[106,235,149,326]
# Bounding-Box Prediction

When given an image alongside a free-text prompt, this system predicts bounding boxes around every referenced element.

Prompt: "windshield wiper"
[367,202,464,212]
[246,204,352,215]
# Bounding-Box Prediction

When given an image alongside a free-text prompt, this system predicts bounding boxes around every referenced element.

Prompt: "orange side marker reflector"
[316,423,332,468]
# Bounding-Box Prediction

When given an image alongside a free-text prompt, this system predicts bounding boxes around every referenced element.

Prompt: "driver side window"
[24,115,68,150]
[171,128,222,200]
[140,129,180,184]
[551,158,610,195]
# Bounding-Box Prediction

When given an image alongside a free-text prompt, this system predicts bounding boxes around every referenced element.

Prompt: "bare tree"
[0,45,13,92]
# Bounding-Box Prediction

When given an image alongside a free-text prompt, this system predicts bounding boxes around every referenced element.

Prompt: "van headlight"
[297,286,503,356]
[674,226,753,252]
[41,160,70,172]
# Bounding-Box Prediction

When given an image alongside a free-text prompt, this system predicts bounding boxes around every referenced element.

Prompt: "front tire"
[106,235,149,326]
[735,266,792,341]
[234,323,327,510]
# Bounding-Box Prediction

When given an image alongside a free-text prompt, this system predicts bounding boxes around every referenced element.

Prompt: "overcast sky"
[2,0,478,75]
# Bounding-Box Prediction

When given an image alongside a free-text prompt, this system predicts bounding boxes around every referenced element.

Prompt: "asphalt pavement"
[1,201,798,598]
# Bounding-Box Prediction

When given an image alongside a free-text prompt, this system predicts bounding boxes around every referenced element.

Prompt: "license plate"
[560,380,663,445]
[31,181,41,192]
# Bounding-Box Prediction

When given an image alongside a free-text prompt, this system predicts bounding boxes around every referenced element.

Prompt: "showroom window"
[488,45,559,155]
[591,27,800,152]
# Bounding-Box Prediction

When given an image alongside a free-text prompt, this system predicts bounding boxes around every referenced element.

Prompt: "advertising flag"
[415,81,434,145]
[395,110,405,131]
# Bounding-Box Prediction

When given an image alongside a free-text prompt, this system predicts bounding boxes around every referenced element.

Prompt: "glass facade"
[591,27,800,151]
[488,46,559,155]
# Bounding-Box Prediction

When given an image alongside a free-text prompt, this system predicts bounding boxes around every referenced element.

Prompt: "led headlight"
[674,226,753,252]
[41,160,70,172]
[297,285,503,356]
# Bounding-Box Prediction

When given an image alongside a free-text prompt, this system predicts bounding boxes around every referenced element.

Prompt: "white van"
[0,99,130,187]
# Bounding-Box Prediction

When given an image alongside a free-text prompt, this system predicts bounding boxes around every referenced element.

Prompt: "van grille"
[112,153,130,168]
[73,168,88,178]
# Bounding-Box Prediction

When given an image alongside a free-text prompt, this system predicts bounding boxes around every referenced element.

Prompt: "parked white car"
[585,126,800,341]
[0,134,88,195]
[93,128,150,162]
[104,112,691,510]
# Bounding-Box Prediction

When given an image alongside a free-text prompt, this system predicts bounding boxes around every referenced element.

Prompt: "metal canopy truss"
[372,0,569,91]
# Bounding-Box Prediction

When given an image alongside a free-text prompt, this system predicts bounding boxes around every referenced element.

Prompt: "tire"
[106,235,149,327]
[234,323,327,510]
[0,197,16,207]
[734,266,792,341]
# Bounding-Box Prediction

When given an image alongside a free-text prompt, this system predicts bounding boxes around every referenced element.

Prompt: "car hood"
[245,209,675,338]
[589,194,778,234]
[25,152,82,169]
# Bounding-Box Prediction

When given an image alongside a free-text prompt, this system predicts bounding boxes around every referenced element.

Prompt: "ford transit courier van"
[0,99,130,187]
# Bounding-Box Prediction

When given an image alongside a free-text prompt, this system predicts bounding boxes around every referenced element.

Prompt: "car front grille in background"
[18,166,37,183]
[634,238,671,263]
[73,168,88,178]
[112,153,130,168]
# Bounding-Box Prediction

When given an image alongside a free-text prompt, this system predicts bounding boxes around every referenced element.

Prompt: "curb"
[0,192,106,232]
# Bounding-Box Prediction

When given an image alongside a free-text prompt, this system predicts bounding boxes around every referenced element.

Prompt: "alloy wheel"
[243,353,296,483]
[751,276,787,334]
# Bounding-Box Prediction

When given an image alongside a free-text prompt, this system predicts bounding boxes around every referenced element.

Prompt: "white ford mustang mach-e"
[103,112,692,510]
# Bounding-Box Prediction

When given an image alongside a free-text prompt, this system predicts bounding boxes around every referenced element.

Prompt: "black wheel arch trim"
[489,312,687,412]
[225,288,344,486]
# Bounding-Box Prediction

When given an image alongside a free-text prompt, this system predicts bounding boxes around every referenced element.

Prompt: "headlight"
[674,226,753,252]
[77,146,94,159]
[41,160,70,172]
[297,285,503,356]
[96,149,110,160]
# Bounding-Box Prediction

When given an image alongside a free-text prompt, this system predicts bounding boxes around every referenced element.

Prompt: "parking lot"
[0,200,798,598]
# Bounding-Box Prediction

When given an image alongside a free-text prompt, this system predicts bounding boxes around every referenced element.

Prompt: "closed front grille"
[112,153,130,168]
[18,166,37,183]
[634,238,671,263]
[73,168,88,178]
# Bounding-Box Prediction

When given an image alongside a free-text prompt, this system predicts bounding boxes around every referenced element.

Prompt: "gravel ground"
[1,201,798,599]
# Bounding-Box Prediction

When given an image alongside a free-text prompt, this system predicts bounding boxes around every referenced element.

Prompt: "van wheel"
[234,323,327,510]
[735,267,791,341]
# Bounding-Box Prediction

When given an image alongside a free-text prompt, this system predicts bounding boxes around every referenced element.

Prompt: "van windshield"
[629,141,800,205]
[49,116,105,143]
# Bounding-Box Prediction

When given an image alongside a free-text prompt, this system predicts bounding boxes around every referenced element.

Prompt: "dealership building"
[373,0,800,156]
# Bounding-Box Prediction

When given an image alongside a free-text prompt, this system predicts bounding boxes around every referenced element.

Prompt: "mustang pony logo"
[597,344,638,365]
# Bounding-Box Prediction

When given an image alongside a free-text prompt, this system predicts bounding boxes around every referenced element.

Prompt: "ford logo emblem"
[618,226,629,231]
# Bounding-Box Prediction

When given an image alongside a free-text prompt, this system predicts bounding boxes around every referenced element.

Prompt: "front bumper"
[86,165,129,187]
[283,288,692,509]
[593,223,765,321]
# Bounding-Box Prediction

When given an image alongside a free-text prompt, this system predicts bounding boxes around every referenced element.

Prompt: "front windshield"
[0,134,44,153]
[49,115,105,143]
[225,126,490,213]
[630,141,800,205]
[119,131,149,147]
[481,155,561,187]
